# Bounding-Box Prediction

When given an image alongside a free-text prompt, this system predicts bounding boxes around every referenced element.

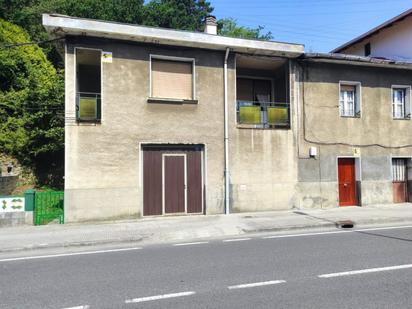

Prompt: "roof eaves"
[301,52,412,69]
[42,14,304,58]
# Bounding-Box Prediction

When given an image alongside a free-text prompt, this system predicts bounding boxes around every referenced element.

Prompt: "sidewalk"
[1,204,412,253]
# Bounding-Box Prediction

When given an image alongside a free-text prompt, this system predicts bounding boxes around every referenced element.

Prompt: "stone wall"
[0,176,18,196]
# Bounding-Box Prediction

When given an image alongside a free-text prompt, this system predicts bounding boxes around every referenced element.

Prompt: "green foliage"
[218,18,273,40]
[0,19,64,187]
[143,0,213,31]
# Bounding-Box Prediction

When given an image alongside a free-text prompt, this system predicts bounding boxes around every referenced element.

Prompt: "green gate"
[34,191,64,225]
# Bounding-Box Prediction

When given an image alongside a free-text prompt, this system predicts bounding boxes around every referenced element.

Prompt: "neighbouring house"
[332,8,412,61]
[43,14,412,223]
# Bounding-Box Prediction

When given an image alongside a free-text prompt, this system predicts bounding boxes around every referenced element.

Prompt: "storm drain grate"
[335,220,354,229]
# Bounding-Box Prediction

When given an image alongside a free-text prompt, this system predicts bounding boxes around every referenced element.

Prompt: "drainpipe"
[224,47,230,214]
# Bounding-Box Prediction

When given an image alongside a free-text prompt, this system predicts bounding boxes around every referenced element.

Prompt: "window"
[392,86,411,119]
[236,77,289,127]
[339,83,360,117]
[75,48,101,122]
[150,57,195,101]
[364,43,371,57]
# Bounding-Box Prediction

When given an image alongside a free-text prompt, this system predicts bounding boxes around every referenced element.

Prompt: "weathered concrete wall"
[296,61,412,208]
[65,37,300,221]
[65,38,227,222]
[228,60,298,212]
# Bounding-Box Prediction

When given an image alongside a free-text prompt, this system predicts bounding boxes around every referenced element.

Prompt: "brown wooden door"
[338,158,357,206]
[143,145,203,216]
[392,158,408,203]
[143,149,163,216]
[163,155,186,214]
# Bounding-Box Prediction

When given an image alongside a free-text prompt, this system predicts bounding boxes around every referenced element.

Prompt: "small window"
[76,49,101,122]
[151,58,194,101]
[339,83,360,117]
[392,87,411,119]
[364,43,371,57]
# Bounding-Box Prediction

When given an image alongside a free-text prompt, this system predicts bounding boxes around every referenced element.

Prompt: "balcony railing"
[76,92,101,122]
[236,101,290,127]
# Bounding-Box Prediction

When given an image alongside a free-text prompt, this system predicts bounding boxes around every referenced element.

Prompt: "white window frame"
[74,47,103,122]
[339,81,361,118]
[149,54,196,100]
[391,85,411,120]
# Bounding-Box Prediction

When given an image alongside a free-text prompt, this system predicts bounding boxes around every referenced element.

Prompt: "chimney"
[204,15,217,35]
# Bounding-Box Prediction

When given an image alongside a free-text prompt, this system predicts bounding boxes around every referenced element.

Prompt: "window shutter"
[405,89,411,118]
[152,59,193,100]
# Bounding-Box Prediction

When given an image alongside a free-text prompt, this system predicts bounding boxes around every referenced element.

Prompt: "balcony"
[237,101,290,128]
[76,92,101,122]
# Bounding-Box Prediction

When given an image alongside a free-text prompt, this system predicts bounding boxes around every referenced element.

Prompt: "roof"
[42,14,304,58]
[331,8,412,53]
[301,52,412,70]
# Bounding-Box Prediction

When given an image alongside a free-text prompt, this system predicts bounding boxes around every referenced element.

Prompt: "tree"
[143,0,213,31]
[217,18,273,40]
[0,19,64,187]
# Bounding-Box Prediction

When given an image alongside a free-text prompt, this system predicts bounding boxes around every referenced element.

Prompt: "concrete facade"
[52,15,412,222]
[296,61,412,208]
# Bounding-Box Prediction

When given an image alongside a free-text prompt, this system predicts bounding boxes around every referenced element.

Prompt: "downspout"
[224,47,230,214]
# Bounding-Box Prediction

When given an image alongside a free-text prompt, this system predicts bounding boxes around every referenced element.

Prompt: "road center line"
[0,247,142,263]
[223,238,251,242]
[125,291,196,304]
[228,280,286,290]
[318,264,412,278]
[173,241,209,247]
[61,306,90,309]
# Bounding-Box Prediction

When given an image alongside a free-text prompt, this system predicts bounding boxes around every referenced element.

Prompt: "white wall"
[341,15,412,61]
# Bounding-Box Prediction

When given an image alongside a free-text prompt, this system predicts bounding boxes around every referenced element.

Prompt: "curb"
[1,218,412,254]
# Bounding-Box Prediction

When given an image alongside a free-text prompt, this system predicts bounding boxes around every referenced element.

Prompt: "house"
[332,8,412,61]
[43,14,412,222]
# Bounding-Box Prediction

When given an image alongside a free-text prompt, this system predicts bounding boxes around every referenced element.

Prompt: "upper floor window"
[75,48,102,122]
[392,86,411,119]
[339,82,361,117]
[150,56,195,102]
[364,43,371,57]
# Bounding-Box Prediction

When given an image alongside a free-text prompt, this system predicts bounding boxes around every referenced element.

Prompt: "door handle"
[343,183,348,187]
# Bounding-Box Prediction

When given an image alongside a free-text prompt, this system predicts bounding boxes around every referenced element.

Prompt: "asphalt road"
[1,226,412,309]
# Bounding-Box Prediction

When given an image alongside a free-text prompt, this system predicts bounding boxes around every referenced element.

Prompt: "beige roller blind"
[152,59,193,100]
[340,84,356,92]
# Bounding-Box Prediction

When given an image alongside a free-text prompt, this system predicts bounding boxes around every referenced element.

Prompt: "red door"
[338,158,357,206]
[392,158,408,203]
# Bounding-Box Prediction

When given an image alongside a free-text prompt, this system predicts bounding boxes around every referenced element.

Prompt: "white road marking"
[173,241,209,247]
[262,230,350,239]
[318,264,412,278]
[61,306,90,309]
[0,247,142,263]
[262,225,412,239]
[125,291,196,304]
[223,238,251,242]
[228,280,286,290]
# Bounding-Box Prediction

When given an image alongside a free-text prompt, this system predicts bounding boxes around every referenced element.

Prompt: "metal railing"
[236,101,290,127]
[76,92,101,122]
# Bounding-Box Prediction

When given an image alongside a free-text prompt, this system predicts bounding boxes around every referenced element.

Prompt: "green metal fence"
[34,191,64,225]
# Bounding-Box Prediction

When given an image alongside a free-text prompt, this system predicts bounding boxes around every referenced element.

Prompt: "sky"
[211,0,412,52]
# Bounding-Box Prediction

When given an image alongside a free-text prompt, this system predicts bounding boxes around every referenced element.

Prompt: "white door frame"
[162,153,187,215]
